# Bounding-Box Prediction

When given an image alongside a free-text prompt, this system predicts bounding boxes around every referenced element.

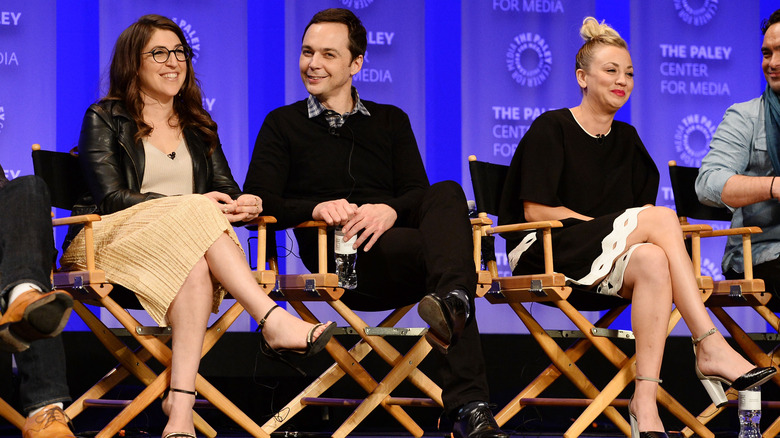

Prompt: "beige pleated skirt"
[60,194,241,325]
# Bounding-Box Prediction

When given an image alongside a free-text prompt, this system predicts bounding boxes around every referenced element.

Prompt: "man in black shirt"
[245,8,507,438]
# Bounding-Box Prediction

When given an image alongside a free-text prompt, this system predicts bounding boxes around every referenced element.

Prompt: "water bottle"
[738,386,761,438]
[334,227,357,289]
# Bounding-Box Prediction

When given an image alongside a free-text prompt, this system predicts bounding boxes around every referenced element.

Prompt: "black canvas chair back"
[668,162,732,222]
[469,159,509,216]
[31,146,89,211]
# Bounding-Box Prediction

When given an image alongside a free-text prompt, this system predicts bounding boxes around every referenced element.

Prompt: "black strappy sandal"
[161,388,198,438]
[256,305,336,374]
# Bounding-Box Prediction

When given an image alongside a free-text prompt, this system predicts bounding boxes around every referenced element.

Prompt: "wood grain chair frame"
[255,222,443,438]
[468,155,712,438]
[668,161,780,438]
[32,144,272,438]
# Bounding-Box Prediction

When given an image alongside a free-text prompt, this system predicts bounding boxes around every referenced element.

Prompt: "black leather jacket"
[77,100,242,215]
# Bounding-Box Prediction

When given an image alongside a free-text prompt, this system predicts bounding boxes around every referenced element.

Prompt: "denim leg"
[0,176,68,412]
[15,336,70,413]
[0,175,56,297]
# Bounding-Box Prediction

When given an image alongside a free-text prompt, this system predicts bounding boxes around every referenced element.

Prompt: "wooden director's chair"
[467,155,713,438]
[668,161,780,438]
[32,144,272,438]
[253,222,443,438]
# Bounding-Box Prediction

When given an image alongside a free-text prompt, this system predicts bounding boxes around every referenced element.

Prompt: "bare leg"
[204,233,330,351]
[159,234,331,435]
[621,207,754,381]
[621,244,673,432]
[162,258,213,437]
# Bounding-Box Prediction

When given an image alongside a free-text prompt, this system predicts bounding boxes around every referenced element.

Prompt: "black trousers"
[0,176,70,413]
[726,257,780,312]
[298,181,490,414]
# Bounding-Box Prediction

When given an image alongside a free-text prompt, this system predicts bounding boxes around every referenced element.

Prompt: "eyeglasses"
[142,46,191,63]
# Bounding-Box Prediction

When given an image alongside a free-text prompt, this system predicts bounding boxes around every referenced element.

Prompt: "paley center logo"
[674,114,717,167]
[506,32,552,87]
[701,257,723,281]
[341,0,374,9]
[674,0,718,26]
[0,106,4,134]
[172,17,201,64]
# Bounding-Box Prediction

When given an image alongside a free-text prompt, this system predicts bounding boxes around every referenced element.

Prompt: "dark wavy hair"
[303,8,367,61]
[104,14,218,154]
[761,9,780,35]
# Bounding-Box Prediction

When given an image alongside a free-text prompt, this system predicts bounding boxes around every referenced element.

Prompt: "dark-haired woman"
[61,15,334,438]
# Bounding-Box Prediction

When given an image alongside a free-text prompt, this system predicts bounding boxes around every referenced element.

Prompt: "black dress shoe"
[732,366,777,390]
[451,401,509,438]
[418,289,470,354]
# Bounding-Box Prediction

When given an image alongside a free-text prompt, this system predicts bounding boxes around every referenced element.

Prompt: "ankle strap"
[692,327,717,346]
[170,388,197,396]
[256,304,280,331]
[636,376,663,384]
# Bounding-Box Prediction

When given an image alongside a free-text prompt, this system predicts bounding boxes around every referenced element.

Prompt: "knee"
[425,181,467,207]
[428,181,465,198]
[7,175,48,196]
[629,244,671,284]
[641,206,681,232]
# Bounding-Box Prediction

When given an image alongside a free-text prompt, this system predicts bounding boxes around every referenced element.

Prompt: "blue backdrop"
[1,0,776,334]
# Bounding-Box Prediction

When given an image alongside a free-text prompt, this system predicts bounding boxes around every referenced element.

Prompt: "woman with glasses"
[62,15,335,438]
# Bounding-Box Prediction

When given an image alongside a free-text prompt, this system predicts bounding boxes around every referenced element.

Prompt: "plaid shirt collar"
[307,87,371,128]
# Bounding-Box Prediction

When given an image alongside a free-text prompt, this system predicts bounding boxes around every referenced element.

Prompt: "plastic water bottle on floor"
[334,227,357,289]
[738,386,761,438]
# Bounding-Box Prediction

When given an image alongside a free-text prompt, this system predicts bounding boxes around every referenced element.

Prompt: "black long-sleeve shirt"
[244,99,429,229]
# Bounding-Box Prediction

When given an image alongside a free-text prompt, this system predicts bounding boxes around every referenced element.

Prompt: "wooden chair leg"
[494,307,623,425]
[331,337,432,438]
[564,360,633,438]
[267,300,439,436]
[262,336,374,433]
[508,302,629,431]
[764,415,780,438]
[327,301,443,403]
[195,373,268,438]
[262,304,428,433]
[0,397,24,430]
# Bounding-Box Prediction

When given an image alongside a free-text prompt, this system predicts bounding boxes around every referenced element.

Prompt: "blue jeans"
[0,176,69,413]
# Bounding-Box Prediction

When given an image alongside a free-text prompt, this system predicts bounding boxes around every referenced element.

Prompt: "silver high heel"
[628,377,668,438]
[693,327,777,408]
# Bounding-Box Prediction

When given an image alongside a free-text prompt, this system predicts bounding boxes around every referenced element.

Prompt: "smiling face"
[138,29,187,103]
[576,44,634,114]
[299,22,363,109]
[763,22,780,94]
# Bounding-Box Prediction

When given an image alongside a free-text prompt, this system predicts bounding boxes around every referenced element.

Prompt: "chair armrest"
[701,226,762,238]
[680,224,713,233]
[488,220,563,235]
[295,220,328,228]
[52,214,101,227]
[470,217,493,226]
[244,215,277,227]
[480,220,563,275]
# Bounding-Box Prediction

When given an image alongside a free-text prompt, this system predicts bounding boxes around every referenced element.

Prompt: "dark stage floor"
[0,332,772,437]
